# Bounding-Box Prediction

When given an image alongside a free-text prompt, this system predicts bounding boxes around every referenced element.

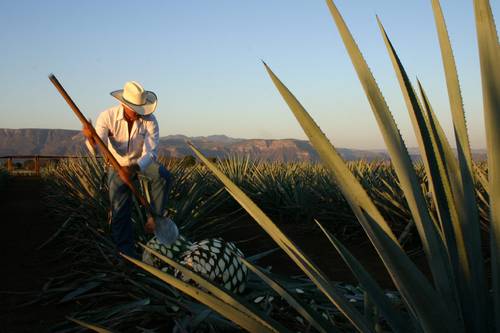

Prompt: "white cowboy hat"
[110,81,157,115]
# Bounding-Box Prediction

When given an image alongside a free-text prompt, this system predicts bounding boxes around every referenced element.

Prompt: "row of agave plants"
[40,145,491,330]
[121,0,498,332]
[40,155,412,331]
[41,156,400,332]
[44,153,491,262]
[44,155,430,244]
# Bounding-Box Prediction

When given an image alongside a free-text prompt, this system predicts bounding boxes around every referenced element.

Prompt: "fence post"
[7,157,13,173]
[35,156,40,176]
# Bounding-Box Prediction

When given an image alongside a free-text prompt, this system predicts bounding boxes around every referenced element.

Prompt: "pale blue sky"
[0,1,497,149]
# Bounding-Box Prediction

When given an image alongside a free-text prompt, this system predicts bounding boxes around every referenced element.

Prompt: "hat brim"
[110,90,157,115]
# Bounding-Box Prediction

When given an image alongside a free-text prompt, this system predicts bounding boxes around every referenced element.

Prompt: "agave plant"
[125,0,499,332]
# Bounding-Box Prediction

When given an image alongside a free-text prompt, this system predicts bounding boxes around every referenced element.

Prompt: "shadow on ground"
[0,176,71,332]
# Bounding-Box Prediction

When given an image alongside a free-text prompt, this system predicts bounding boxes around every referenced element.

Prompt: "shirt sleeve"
[137,116,159,171]
[85,111,109,155]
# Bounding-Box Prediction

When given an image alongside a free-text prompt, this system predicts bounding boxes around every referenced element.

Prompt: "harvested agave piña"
[179,238,248,294]
[143,236,248,294]
[142,235,193,270]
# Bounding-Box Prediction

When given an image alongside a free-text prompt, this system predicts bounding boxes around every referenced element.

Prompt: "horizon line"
[0,127,488,151]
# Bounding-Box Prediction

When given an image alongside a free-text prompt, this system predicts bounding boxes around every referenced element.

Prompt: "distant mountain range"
[0,128,487,162]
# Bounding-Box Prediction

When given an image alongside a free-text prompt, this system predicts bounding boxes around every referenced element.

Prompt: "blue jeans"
[107,161,173,258]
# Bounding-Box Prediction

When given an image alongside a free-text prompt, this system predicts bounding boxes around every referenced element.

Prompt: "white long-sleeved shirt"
[86,105,159,171]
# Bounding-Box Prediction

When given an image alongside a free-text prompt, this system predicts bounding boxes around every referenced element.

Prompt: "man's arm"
[137,116,159,171]
[83,112,109,155]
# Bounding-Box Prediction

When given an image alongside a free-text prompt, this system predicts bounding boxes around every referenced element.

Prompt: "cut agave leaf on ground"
[240,258,338,333]
[67,317,114,333]
[189,142,374,333]
[140,244,288,333]
[315,219,411,333]
[360,210,459,332]
[122,254,279,333]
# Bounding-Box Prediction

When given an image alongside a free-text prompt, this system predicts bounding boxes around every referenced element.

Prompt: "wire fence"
[0,155,99,176]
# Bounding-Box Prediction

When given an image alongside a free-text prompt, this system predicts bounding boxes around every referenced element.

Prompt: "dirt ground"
[219,217,404,289]
[0,176,71,332]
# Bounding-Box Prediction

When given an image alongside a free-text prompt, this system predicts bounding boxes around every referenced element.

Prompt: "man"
[83,81,173,258]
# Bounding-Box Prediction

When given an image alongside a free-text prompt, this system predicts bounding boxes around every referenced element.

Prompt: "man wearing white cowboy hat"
[83,81,173,258]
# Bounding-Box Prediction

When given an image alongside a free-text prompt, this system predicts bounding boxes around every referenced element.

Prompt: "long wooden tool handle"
[49,74,122,171]
[49,74,154,215]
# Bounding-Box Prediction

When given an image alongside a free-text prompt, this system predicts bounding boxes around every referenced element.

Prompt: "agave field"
[41,157,490,332]
[40,156,409,331]
[36,0,498,332]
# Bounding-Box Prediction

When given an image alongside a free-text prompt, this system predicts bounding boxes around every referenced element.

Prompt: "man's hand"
[118,163,140,185]
[82,121,95,145]
[144,215,156,234]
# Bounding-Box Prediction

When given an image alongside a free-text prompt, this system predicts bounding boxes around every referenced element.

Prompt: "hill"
[0,128,486,162]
